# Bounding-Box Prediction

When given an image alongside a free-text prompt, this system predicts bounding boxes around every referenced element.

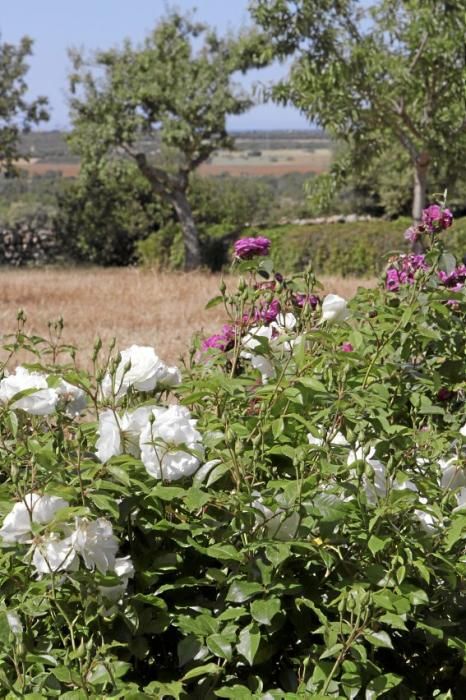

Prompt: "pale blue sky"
[0,0,310,130]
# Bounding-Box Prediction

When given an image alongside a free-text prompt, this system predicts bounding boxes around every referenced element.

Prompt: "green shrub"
[55,161,168,266]
[263,217,466,276]
[0,211,465,696]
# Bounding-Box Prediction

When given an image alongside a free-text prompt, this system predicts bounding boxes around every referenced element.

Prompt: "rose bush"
[0,204,464,697]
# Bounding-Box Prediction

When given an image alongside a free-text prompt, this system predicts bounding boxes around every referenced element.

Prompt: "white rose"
[439,457,466,490]
[348,446,416,504]
[31,534,78,575]
[0,367,58,415]
[321,294,350,324]
[253,496,299,541]
[56,379,87,416]
[140,405,204,481]
[71,517,119,574]
[101,345,181,400]
[307,429,349,447]
[454,487,466,511]
[98,555,135,602]
[96,405,157,463]
[241,326,276,383]
[0,493,69,543]
[6,611,23,635]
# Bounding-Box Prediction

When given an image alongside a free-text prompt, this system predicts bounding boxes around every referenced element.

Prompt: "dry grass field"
[19,147,333,179]
[0,268,375,369]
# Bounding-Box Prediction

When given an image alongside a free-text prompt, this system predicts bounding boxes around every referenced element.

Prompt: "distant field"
[0,269,373,369]
[19,145,333,179]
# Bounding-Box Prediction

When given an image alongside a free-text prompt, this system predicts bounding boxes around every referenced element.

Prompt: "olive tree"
[0,36,48,173]
[68,13,269,269]
[251,0,466,223]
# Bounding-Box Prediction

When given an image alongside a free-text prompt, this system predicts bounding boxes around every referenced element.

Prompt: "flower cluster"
[97,404,204,482]
[202,324,236,352]
[386,254,430,291]
[404,203,453,243]
[0,493,131,583]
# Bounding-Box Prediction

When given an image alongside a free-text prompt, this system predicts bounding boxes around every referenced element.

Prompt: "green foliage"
[0,36,48,174]
[252,0,466,217]
[0,215,465,696]
[55,161,167,265]
[68,11,271,268]
[260,218,466,277]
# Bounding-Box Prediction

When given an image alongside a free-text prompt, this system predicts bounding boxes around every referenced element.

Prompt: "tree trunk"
[171,190,202,270]
[411,152,430,253]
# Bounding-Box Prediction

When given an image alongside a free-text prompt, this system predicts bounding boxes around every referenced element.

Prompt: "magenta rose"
[422,204,453,233]
[234,236,271,260]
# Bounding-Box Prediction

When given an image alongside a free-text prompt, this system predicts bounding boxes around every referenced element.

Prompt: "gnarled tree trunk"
[171,189,202,270]
[411,151,430,253]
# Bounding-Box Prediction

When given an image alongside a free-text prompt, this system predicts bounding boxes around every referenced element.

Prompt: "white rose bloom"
[0,493,69,543]
[71,517,119,574]
[56,379,87,416]
[99,555,135,602]
[460,423,466,437]
[96,406,155,463]
[307,429,349,448]
[253,497,299,541]
[454,487,466,511]
[0,367,58,415]
[439,457,466,490]
[348,447,416,505]
[241,326,276,383]
[275,313,297,332]
[140,405,204,481]
[101,345,181,399]
[31,533,78,575]
[6,611,23,635]
[250,355,275,383]
[156,365,182,389]
[321,294,350,324]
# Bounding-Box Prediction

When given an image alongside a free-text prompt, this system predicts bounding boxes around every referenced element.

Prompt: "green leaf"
[226,581,263,603]
[364,630,393,649]
[205,295,224,310]
[365,673,402,698]
[237,623,260,665]
[206,633,233,660]
[368,534,388,556]
[206,544,242,562]
[181,663,221,681]
[250,597,281,625]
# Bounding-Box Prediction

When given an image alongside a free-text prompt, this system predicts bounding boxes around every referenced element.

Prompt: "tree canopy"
[0,36,49,173]
[251,0,466,224]
[68,13,270,269]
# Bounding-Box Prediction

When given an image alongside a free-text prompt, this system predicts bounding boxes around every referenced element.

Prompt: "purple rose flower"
[438,264,466,291]
[293,293,320,309]
[202,324,236,352]
[234,236,271,260]
[253,299,281,324]
[404,225,420,243]
[341,342,353,352]
[437,387,454,402]
[386,268,400,292]
[422,204,454,233]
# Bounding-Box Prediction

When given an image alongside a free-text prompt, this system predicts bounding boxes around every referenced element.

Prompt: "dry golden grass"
[0,268,375,369]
